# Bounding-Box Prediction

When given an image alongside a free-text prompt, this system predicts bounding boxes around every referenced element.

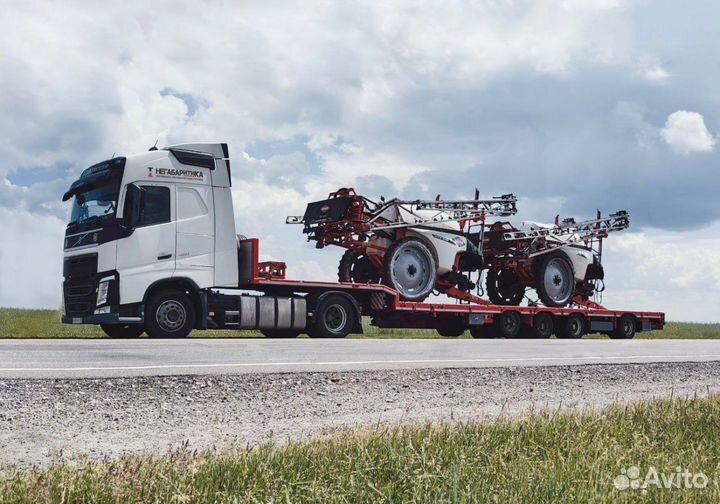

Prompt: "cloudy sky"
[1,0,718,321]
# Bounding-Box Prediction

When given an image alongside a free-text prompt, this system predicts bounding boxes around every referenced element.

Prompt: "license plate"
[72,317,82,324]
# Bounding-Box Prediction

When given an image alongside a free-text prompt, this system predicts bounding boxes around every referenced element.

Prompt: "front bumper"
[62,313,143,325]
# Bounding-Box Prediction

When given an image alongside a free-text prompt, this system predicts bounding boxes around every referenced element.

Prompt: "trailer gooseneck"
[60,143,664,340]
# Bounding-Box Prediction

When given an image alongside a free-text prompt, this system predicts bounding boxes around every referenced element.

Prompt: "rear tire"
[610,314,636,339]
[145,289,196,339]
[383,237,437,301]
[309,294,355,338]
[530,312,554,339]
[101,324,144,339]
[558,313,586,339]
[261,330,301,338]
[338,249,381,284]
[535,252,575,307]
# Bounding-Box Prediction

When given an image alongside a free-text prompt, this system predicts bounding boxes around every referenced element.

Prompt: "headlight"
[96,280,110,306]
[431,233,466,248]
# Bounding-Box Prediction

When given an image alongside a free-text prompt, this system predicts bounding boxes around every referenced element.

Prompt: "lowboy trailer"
[61,143,664,339]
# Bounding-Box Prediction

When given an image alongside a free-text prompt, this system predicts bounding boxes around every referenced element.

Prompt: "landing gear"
[535,252,575,307]
[486,268,524,306]
[338,249,381,284]
[383,238,437,301]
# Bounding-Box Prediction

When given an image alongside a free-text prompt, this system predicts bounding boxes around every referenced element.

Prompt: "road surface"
[1,338,719,378]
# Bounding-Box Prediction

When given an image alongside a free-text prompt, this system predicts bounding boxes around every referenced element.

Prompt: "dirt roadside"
[1,361,718,469]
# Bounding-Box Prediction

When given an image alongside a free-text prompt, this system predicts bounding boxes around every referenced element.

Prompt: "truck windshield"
[68,184,120,225]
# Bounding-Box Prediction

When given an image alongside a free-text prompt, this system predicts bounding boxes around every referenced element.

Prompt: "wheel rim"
[391,244,433,297]
[324,304,347,334]
[543,257,573,304]
[156,300,186,332]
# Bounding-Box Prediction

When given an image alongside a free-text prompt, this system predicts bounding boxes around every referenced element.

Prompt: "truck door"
[116,182,176,304]
[175,185,214,286]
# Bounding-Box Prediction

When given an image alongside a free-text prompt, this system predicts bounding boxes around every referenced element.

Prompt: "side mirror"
[123,184,143,228]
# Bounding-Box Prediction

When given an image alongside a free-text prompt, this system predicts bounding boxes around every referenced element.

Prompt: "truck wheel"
[309,294,355,338]
[470,325,497,338]
[496,311,521,338]
[436,317,467,337]
[535,252,575,307]
[383,238,437,301]
[145,289,196,339]
[610,314,636,340]
[100,324,144,339]
[261,329,301,338]
[530,312,554,339]
[486,268,524,306]
[558,313,586,339]
[339,249,381,284]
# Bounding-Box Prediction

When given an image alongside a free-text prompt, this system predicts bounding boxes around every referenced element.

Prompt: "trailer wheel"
[436,318,467,337]
[145,289,196,339]
[535,252,575,307]
[486,268,524,306]
[610,314,636,340]
[470,325,497,338]
[383,237,437,301]
[261,330,301,338]
[496,311,521,338]
[309,294,355,338]
[100,324,144,339]
[530,312,554,339]
[558,313,586,339]
[339,249,381,284]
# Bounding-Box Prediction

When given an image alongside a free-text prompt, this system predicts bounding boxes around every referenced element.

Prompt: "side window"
[138,186,170,226]
[177,187,208,220]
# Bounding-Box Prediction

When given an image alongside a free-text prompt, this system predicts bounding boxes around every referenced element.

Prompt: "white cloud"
[0,207,65,308]
[660,110,716,154]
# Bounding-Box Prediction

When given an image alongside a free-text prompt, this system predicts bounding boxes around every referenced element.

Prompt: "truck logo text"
[147,167,204,180]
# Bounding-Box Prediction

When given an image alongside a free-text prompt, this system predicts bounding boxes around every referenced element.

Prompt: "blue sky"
[0,0,718,321]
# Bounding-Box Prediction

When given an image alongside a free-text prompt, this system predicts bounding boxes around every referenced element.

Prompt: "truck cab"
[61,143,239,336]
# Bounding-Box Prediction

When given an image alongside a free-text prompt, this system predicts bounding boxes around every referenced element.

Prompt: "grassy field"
[0,307,717,339]
[2,396,720,503]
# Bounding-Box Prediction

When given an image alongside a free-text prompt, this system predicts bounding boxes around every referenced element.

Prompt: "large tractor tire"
[486,268,524,306]
[383,237,437,301]
[338,249,381,284]
[535,252,575,307]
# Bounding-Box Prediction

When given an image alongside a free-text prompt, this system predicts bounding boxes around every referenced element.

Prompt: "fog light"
[94,306,111,315]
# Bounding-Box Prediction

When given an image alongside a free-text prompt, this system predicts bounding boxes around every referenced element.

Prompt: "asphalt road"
[1,338,719,378]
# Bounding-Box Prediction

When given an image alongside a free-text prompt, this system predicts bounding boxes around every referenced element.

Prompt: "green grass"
[0,307,717,339]
[3,396,720,503]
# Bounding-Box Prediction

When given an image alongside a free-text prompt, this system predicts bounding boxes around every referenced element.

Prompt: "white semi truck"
[61,143,664,339]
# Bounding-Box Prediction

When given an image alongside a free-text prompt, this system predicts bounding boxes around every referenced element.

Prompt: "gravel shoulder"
[1,361,719,469]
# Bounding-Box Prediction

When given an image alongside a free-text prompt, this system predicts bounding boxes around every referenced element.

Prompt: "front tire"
[145,289,196,339]
[101,324,144,339]
[383,237,437,301]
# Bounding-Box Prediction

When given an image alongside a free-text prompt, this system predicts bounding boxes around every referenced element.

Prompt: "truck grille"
[63,253,98,317]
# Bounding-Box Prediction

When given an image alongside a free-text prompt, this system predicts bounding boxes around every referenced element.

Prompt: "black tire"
[383,237,437,301]
[486,268,524,306]
[470,325,498,338]
[535,252,575,307]
[100,324,145,338]
[261,330,301,338]
[610,314,636,340]
[338,249,381,284]
[496,311,522,338]
[528,312,554,339]
[558,313,586,339]
[436,317,467,337]
[145,289,196,339]
[309,294,355,338]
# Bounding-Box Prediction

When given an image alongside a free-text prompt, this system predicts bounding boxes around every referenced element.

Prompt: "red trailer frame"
[237,238,665,337]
